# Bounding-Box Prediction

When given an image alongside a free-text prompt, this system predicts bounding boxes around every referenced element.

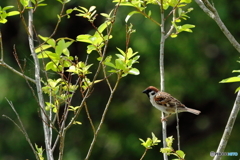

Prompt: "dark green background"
[1,0,240,160]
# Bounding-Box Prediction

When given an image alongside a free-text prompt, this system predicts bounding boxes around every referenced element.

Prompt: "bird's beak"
[142,89,147,93]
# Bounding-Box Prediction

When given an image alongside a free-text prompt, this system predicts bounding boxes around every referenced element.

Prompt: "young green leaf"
[220,77,240,83]
[176,150,185,159]
[129,68,140,75]
[125,11,140,23]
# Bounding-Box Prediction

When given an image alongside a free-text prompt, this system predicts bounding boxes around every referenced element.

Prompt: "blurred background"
[1,0,240,160]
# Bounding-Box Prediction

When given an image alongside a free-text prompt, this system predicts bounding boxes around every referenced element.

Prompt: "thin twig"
[0,61,35,83]
[140,148,148,160]
[0,30,3,61]
[194,0,240,53]
[84,102,96,134]
[175,108,180,150]
[85,74,121,160]
[3,98,40,160]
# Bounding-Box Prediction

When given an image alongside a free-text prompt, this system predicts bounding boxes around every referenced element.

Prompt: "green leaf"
[151,132,161,145]
[160,147,172,154]
[171,33,178,38]
[232,70,240,73]
[76,34,92,43]
[7,11,20,16]
[38,35,56,47]
[169,0,179,7]
[89,6,96,12]
[87,45,96,54]
[73,121,82,125]
[20,0,30,7]
[97,21,111,33]
[0,19,7,24]
[220,77,240,83]
[235,86,240,93]
[37,4,47,7]
[179,24,195,32]
[55,39,65,55]
[115,59,126,70]
[46,61,59,71]
[181,0,192,3]
[129,68,140,75]
[35,44,52,53]
[176,150,185,159]
[116,47,126,56]
[3,6,14,11]
[66,9,73,18]
[100,13,110,18]
[115,54,125,60]
[139,138,153,149]
[37,51,54,59]
[46,39,56,47]
[125,11,140,23]
[166,136,174,147]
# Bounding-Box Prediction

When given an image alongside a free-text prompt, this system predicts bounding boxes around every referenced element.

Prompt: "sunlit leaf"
[7,11,20,16]
[35,44,52,53]
[76,34,92,43]
[125,11,140,23]
[129,68,140,75]
[220,77,240,83]
[176,150,185,159]
[2,6,14,11]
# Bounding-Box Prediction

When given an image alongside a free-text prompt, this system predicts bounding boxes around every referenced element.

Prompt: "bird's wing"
[155,92,186,109]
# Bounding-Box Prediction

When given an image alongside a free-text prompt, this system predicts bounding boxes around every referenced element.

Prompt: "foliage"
[0,6,19,24]
[139,134,185,160]
[112,0,195,38]
[1,1,140,160]
[220,60,240,92]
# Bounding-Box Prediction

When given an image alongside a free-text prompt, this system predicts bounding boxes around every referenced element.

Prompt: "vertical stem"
[84,75,121,160]
[28,2,53,160]
[0,30,3,61]
[213,91,240,160]
[175,110,180,150]
[159,0,168,160]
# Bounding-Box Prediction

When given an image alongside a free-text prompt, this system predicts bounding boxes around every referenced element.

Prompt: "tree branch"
[0,61,35,83]
[194,1,240,159]
[158,0,168,159]
[28,2,53,160]
[194,0,240,53]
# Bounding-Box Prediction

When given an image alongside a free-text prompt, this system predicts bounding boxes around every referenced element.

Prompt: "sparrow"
[142,86,201,121]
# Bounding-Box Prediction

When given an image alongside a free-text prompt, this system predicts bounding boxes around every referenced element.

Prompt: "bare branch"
[194,1,240,159]
[194,0,240,53]
[175,109,180,150]
[28,2,54,160]
[213,91,240,160]
[0,61,35,83]
[0,30,3,61]
[3,99,40,160]
[85,74,121,160]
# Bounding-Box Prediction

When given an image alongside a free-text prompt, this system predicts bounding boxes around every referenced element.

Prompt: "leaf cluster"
[140,134,185,160]
[0,6,19,24]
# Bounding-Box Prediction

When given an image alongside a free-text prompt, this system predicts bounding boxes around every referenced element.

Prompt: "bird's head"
[142,86,159,98]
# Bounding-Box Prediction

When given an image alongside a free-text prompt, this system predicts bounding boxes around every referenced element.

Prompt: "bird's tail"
[185,107,201,115]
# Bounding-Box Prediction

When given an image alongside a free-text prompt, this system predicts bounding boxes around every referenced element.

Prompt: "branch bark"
[194,1,240,159]
[159,0,168,159]
[28,2,54,160]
